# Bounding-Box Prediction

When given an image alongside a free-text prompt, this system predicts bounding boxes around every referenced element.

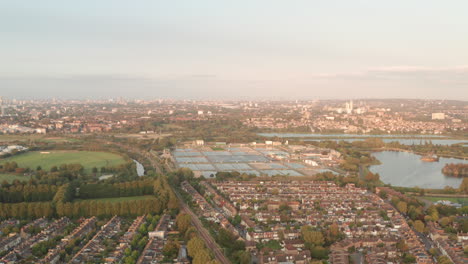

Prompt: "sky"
[1,1,467,100]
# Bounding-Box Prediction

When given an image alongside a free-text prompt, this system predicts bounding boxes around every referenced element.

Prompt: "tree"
[397,201,408,214]
[403,253,416,264]
[163,240,180,259]
[413,220,425,233]
[187,237,205,258]
[437,255,454,264]
[310,246,328,259]
[167,192,179,210]
[235,251,251,264]
[185,227,197,240]
[396,239,409,252]
[364,172,379,182]
[460,177,468,194]
[439,217,451,227]
[301,226,324,247]
[378,190,387,199]
[193,248,212,264]
[231,214,241,226]
[329,222,339,238]
[176,213,191,234]
[428,206,439,222]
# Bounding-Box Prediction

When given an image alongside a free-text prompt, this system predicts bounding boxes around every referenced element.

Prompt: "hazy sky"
[1,1,467,100]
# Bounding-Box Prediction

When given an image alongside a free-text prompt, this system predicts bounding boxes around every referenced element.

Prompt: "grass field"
[74,195,153,203]
[0,173,33,183]
[0,151,126,173]
[420,196,468,206]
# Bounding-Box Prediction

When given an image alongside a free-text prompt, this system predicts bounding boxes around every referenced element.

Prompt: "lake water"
[369,151,467,189]
[133,160,145,176]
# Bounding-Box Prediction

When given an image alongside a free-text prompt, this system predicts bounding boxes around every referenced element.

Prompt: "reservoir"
[369,151,467,189]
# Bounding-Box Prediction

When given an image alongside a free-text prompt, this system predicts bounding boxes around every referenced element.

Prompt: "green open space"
[0,173,33,183]
[420,196,468,206]
[0,150,126,173]
[73,195,153,203]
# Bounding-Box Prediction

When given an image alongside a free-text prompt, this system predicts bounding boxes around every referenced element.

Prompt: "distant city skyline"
[1,1,467,100]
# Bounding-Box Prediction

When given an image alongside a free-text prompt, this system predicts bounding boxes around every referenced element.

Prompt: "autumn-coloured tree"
[176,213,191,234]
[397,201,408,214]
[301,226,324,247]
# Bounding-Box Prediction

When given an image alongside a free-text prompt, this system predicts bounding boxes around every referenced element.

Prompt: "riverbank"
[369,147,467,160]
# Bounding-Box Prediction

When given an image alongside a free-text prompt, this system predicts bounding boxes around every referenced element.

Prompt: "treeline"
[78,180,154,199]
[0,183,57,203]
[442,163,468,177]
[0,176,179,219]
[387,141,467,158]
[56,198,163,218]
[214,171,257,181]
[0,162,20,173]
[0,202,54,218]
[52,176,179,218]
[0,163,86,186]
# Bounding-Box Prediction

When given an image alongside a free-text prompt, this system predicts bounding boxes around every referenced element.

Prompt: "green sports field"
[0,151,126,173]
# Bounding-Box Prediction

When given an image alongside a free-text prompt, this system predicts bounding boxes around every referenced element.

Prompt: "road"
[176,191,231,264]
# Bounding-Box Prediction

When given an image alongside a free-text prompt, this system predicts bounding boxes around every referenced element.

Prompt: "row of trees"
[0,183,57,203]
[174,213,220,264]
[78,180,154,200]
[56,198,164,218]
[0,162,19,173]
[0,202,54,218]
[0,198,166,219]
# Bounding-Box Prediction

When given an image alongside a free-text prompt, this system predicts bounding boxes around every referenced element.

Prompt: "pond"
[369,151,467,189]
